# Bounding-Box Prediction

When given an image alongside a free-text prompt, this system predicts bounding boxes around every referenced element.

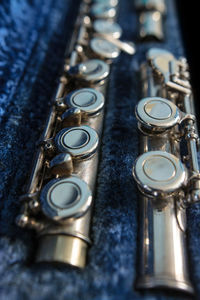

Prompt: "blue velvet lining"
[0,0,199,299]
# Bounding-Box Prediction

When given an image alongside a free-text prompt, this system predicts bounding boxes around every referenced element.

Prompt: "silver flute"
[16,0,135,268]
[133,48,200,294]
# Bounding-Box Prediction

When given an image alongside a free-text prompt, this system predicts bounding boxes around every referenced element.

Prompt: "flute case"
[0,0,199,299]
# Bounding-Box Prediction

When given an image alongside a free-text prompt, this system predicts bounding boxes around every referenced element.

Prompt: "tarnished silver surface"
[17,0,135,269]
[133,48,199,294]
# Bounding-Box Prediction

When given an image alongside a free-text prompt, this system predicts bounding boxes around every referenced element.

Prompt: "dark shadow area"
[176,1,199,120]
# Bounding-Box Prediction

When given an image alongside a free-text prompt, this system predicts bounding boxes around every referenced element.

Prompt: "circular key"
[65,88,104,116]
[90,4,116,19]
[55,125,99,159]
[92,0,118,7]
[77,59,110,84]
[136,97,181,131]
[90,38,120,59]
[93,20,122,38]
[40,176,92,222]
[133,151,187,197]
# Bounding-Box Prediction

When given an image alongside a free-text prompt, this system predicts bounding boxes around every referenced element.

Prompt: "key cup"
[40,176,92,222]
[133,150,188,197]
[135,97,195,132]
[55,125,99,159]
[65,88,105,116]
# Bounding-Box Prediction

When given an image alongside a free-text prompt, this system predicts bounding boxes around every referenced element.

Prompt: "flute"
[133,48,199,294]
[16,0,135,268]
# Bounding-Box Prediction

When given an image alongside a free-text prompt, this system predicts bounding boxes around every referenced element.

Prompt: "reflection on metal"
[93,20,122,38]
[139,11,163,41]
[135,0,166,14]
[135,0,166,41]
[133,48,199,294]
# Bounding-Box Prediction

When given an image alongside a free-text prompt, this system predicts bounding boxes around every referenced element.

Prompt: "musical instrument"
[16,0,135,268]
[132,47,200,294]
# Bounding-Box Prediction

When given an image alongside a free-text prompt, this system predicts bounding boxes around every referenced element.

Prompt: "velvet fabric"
[0,0,199,299]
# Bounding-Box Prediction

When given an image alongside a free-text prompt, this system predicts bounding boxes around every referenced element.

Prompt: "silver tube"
[133,48,198,294]
[137,196,192,293]
[17,0,134,268]
[136,134,193,293]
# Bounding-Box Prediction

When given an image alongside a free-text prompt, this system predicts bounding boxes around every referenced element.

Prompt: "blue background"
[0,0,200,299]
